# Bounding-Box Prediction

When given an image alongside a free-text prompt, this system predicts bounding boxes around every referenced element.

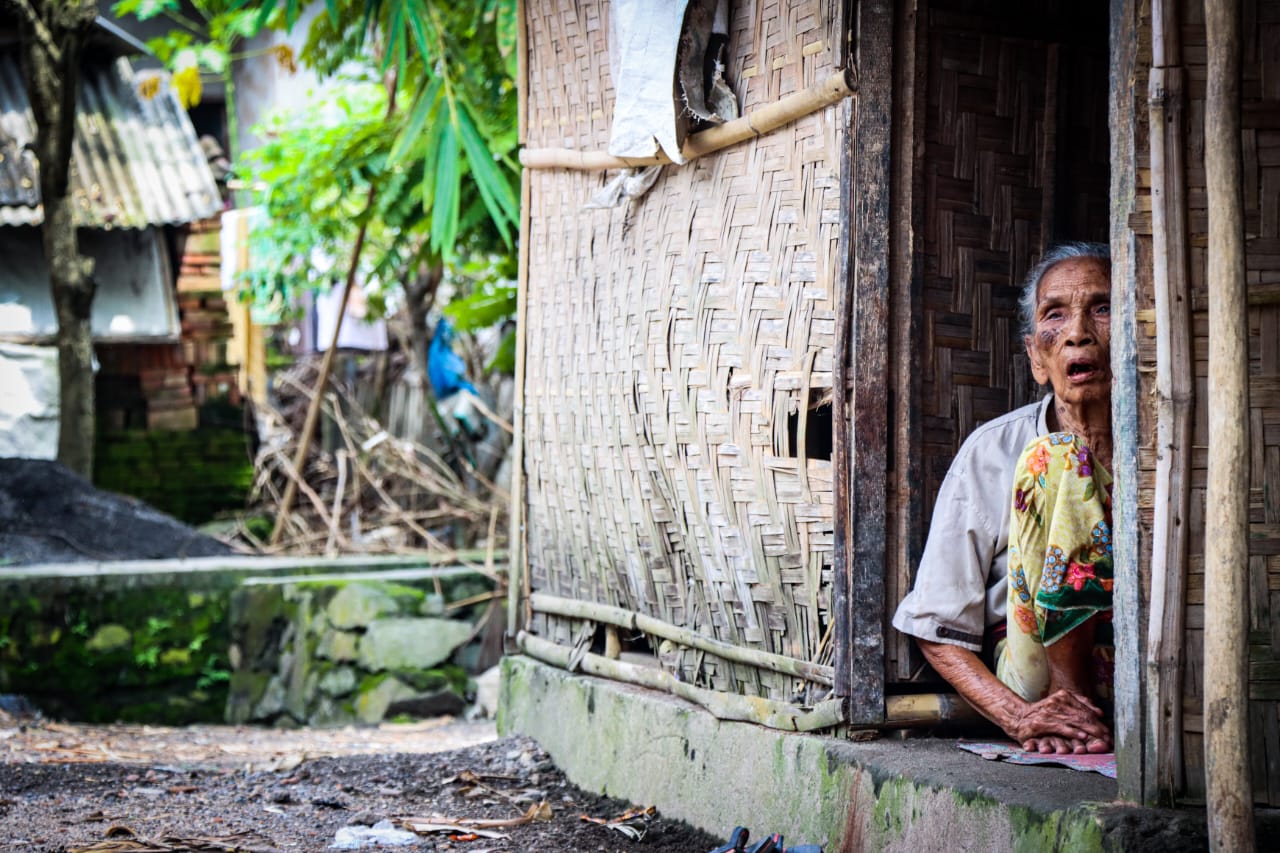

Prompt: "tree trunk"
[17,0,99,478]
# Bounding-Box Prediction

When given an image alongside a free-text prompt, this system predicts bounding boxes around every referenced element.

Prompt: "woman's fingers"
[1013,690,1112,744]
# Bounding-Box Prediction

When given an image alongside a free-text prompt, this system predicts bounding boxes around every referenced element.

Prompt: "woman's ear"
[1025,335,1050,386]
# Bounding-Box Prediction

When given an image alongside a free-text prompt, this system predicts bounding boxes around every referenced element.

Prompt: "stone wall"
[0,559,499,726]
[226,574,500,727]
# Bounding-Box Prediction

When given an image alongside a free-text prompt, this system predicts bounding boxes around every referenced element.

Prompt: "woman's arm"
[917,639,1111,754]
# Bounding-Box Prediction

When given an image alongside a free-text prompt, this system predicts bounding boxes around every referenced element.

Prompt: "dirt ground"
[0,716,720,852]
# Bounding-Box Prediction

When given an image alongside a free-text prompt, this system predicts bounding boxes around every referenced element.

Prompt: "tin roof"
[0,54,221,229]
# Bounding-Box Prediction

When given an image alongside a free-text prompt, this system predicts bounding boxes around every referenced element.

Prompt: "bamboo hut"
[509,0,1280,813]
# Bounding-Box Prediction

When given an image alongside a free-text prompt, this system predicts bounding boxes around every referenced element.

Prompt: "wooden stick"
[1145,1,1194,804]
[530,592,834,686]
[506,149,533,638]
[1202,0,1256,847]
[519,68,857,171]
[517,632,844,732]
[269,194,375,547]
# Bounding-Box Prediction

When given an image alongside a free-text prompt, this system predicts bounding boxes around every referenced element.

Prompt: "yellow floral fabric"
[996,432,1113,702]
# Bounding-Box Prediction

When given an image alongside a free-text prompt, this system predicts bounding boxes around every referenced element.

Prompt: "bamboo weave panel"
[1128,0,1280,806]
[889,6,1112,683]
[521,0,840,699]
[916,20,1052,534]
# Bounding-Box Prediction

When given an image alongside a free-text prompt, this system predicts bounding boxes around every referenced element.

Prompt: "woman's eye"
[1095,304,1111,316]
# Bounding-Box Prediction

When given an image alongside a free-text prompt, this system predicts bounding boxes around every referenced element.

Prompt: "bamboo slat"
[520,0,841,700]
[1145,18,1195,802]
[516,632,844,732]
[529,592,834,685]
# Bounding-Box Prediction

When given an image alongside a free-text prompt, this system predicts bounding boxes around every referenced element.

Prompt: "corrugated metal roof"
[0,54,221,229]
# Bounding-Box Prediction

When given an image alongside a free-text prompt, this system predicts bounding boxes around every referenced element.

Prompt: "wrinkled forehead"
[1036,256,1111,303]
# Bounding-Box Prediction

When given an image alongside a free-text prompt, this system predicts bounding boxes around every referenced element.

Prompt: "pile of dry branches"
[233,358,507,562]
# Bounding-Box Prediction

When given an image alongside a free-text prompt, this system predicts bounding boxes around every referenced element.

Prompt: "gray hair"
[1018,242,1111,339]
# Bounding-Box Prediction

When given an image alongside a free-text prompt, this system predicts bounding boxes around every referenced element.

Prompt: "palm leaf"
[429,119,461,256]
[405,0,436,66]
[455,102,517,242]
[391,74,442,163]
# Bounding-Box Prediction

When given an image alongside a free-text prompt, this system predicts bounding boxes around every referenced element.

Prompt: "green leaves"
[112,0,180,21]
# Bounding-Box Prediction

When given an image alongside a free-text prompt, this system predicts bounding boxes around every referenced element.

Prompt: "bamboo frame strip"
[519,68,857,171]
[518,631,980,729]
[506,0,532,637]
[529,592,834,686]
[1202,0,1255,846]
[517,631,844,732]
[1145,8,1193,804]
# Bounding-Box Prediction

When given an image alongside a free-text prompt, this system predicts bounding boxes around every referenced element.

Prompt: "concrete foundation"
[498,656,1278,851]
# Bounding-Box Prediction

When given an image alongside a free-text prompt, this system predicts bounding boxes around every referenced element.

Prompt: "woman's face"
[1024,257,1112,408]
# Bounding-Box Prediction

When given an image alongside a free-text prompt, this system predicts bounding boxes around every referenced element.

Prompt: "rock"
[357,618,472,672]
[386,689,465,719]
[355,676,417,724]
[85,624,132,653]
[326,584,401,630]
[310,696,356,727]
[224,671,271,724]
[317,629,359,662]
[319,666,358,697]
[253,675,287,720]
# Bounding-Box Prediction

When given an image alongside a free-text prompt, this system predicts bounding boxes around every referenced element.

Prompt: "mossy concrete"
[498,656,1280,852]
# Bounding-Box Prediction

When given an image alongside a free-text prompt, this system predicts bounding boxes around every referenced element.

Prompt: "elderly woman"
[892,242,1114,755]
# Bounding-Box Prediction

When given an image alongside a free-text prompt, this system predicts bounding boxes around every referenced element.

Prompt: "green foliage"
[112,0,270,80]
[243,0,520,260]
[233,0,520,371]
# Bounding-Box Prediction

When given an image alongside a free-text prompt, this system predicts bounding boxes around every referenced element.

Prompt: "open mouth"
[1066,359,1103,382]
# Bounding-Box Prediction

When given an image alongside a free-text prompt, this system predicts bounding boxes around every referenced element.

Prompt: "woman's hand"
[1008,688,1111,754]
[917,640,1112,755]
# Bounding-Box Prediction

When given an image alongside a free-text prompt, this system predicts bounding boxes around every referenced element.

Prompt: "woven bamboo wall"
[889,2,1110,680]
[1127,0,1280,806]
[520,0,841,699]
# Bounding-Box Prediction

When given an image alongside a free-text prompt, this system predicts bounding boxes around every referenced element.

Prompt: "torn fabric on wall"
[603,0,736,207]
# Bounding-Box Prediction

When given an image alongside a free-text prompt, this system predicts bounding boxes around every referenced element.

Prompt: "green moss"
[93,425,254,524]
[0,583,232,723]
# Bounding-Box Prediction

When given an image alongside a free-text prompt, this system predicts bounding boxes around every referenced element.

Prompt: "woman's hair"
[1018,242,1111,339]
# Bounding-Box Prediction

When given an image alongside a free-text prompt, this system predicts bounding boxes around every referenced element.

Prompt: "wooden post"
[844,0,894,725]
[1109,0,1147,803]
[1145,0,1194,806]
[1202,0,1256,848]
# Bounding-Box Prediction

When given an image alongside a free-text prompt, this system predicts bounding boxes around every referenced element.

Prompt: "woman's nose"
[1063,310,1096,346]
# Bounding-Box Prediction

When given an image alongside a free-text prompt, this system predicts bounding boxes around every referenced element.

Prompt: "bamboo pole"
[1145,0,1194,807]
[516,631,978,730]
[506,0,532,639]
[517,631,845,732]
[529,592,834,685]
[519,68,857,171]
[1203,0,1255,848]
